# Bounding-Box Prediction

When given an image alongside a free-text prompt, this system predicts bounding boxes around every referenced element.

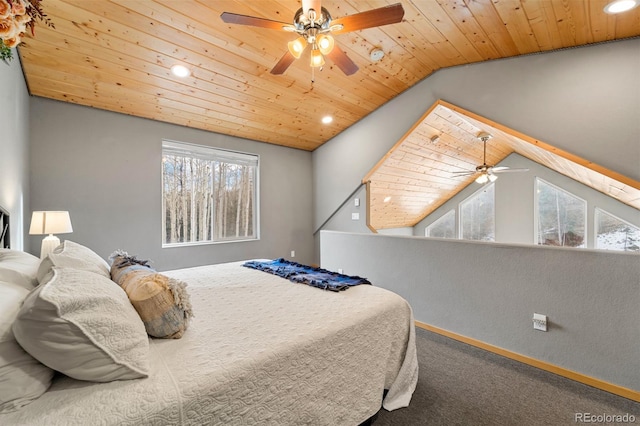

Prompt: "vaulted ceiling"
[364,100,640,229]
[18,0,640,152]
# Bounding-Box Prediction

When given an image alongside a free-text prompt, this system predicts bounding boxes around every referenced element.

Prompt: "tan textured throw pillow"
[109,251,193,339]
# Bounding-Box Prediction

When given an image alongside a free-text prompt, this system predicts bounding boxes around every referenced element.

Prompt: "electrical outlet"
[290,250,295,258]
[533,313,547,331]
[354,198,360,207]
[338,268,343,274]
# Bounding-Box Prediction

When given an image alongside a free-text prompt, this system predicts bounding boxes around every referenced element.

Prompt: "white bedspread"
[2,261,418,425]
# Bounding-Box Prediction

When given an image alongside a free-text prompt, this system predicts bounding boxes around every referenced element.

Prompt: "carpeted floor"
[374,327,640,425]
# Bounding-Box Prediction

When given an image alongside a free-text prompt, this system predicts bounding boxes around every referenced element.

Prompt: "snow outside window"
[595,208,639,252]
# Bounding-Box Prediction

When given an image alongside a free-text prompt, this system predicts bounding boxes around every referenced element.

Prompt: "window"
[595,208,639,252]
[535,178,585,248]
[460,183,495,241]
[162,140,259,246]
[426,209,455,238]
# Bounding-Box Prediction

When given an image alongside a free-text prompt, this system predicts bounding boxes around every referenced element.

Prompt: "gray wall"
[0,56,30,251]
[414,153,640,247]
[29,98,314,270]
[321,230,640,392]
[313,39,640,241]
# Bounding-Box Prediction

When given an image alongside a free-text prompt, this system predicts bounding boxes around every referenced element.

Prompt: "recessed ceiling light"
[603,0,639,14]
[321,115,333,124]
[171,64,191,78]
[383,196,392,203]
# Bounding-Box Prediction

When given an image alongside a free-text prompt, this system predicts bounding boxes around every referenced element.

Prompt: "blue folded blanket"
[243,258,371,292]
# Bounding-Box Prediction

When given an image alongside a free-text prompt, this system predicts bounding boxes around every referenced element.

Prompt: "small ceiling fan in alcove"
[220,0,404,76]
[452,132,529,184]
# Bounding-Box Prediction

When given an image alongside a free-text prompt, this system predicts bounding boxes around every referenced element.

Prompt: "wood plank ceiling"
[364,101,640,229]
[16,1,640,230]
[18,0,640,152]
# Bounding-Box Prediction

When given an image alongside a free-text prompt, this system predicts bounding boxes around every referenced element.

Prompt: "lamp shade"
[287,37,307,59]
[310,48,325,67]
[317,34,334,55]
[29,211,73,235]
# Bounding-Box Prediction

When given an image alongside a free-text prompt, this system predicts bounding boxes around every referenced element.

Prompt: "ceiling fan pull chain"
[483,137,487,165]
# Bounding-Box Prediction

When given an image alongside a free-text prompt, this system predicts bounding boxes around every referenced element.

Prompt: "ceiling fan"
[220,1,405,76]
[452,132,529,184]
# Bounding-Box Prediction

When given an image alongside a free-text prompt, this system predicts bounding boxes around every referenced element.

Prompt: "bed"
[0,210,418,425]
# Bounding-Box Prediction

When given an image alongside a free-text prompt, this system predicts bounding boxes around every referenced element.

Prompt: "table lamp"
[29,211,73,258]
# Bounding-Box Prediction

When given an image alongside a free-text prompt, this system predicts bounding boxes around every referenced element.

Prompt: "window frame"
[534,177,587,248]
[161,139,260,248]
[425,209,456,238]
[594,207,640,252]
[459,182,496,242]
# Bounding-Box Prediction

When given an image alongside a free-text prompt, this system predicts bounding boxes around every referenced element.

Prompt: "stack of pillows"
[0,241,192,414]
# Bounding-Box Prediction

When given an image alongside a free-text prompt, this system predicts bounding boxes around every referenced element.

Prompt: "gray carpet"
[374,327,640,426]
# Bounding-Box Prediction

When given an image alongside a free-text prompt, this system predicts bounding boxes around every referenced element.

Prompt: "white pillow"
[0,280,54,414]
[36,240,110,284]
[13,267,150,382]
[0,249,41,290]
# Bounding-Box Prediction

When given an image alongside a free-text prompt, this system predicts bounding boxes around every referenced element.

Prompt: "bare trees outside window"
[536,178,585,248]
[162,141,258,246]
[460,183,495,242]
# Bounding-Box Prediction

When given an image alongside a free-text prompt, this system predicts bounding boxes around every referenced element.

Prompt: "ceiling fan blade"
[492,167,530,173]
[270,51,296,75]
[325,46,359,75]
[331,3,405,34]
[221,12,290,31]
[451,171,476,176]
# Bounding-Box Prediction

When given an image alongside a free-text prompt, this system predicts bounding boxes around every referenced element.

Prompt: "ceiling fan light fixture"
[310,48,325,67]
[488,173,498,182]
[475,173,489,184]
[317,34,335,55]
[288,37,308,59]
